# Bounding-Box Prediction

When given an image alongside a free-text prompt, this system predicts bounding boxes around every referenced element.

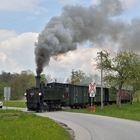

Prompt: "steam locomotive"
[24,75,131,112]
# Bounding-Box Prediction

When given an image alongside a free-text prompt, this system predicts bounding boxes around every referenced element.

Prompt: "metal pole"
[101,51,104,109]
[91,97,93,106]
[97,51,104,109]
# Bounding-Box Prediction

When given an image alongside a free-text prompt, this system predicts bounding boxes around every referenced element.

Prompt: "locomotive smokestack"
[35,75,41,88]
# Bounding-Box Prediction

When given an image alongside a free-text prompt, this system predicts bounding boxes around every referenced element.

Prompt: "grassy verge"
[65,102,140,121]
[3,100,26,108]
[0,110,71,140]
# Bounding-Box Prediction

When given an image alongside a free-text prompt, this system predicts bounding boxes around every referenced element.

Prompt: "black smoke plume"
[35,0,140,74]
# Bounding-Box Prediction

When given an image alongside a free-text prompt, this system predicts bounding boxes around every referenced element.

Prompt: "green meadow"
[66,102,140,121]
[3,100,26,108]
[0,110,71,140]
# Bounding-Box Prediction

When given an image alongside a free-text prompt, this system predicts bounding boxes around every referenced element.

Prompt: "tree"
[0,70,49,100]
[0,83,4,100]
[10,72,35,100]
[69,70,99,85]
[97,51,140,106]
[0,71,13,83]
[79,74,100,85]
[70,70,86,84]
[40,74,48,84]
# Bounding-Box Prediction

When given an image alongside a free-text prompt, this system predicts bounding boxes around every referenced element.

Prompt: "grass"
[3,100,26,108]
[0,110,71,140]
[65,102,140,121]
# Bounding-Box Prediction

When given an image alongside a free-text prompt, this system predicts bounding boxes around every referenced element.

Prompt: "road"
[37,111,140,140]
[3,107,140,140]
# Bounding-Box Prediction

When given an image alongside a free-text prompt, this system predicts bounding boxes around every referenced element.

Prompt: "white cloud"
[0,0,46,12]
[0,31,38,73]
[0,52,7,62]
[45,47,102,82]
[0,29,17,41]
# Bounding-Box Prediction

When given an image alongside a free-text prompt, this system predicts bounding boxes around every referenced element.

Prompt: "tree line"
[0,70,47,100]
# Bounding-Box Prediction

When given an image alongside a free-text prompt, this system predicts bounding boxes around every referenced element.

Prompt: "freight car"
[47,82,110,107]
[24,75,131,112]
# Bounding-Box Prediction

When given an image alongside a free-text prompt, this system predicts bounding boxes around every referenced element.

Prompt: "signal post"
[88,82,96,112]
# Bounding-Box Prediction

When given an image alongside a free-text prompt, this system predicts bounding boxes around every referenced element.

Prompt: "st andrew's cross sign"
[89,82,96,97]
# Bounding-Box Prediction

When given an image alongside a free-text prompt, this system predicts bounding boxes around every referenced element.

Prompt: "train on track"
[24,75,132,112]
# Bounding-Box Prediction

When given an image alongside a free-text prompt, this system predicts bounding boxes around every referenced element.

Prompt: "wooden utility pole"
[97,51,104,109]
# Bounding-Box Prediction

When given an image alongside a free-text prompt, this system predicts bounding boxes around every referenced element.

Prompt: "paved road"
[38,111,140,140]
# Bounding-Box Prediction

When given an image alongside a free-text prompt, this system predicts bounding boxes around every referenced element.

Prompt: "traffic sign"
[89,82,96,97]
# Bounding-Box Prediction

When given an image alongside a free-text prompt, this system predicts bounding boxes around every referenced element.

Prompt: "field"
[3,100,26,108]
[65,102,140,121]
[0,110,71,140]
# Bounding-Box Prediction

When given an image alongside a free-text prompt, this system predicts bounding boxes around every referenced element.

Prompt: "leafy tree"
[10,72,35,100]
[69,70,99,85]
[0,71,35,100]
[70,70,86,84]
[40,74,48,84]
[0,83,4,100]
[97,51,140,106]
[0,71,13,83]
[0,70,49,100]
[79,74,100,85]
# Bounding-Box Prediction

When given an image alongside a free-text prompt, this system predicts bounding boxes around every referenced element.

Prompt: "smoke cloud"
[120,19,140,52]
[35,0,139,75]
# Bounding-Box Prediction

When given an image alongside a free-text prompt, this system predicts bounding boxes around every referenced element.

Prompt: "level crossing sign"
[89,82,96,97]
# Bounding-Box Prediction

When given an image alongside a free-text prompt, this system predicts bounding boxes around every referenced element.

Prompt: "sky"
[0,0,140,82]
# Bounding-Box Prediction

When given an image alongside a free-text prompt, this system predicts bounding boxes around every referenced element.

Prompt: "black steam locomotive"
[24,75,131,112]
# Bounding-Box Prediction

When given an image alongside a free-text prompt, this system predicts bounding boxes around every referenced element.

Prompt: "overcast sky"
[0,0,140,82]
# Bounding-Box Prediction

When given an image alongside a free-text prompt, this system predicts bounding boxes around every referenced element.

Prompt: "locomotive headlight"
[24,93,27,96]
[38,92,42,96]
